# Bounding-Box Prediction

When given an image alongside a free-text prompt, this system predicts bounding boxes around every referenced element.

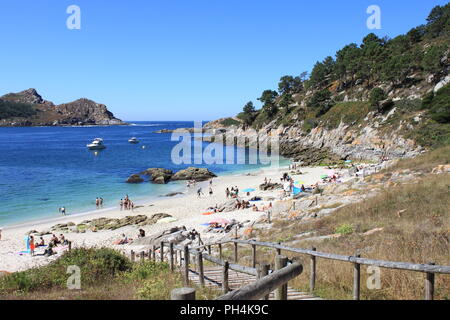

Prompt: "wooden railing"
[130,237,450,300]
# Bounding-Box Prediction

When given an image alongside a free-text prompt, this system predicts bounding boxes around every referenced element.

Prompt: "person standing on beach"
[100,197,104,207]
[29,236,35,256]
[197,188,203,198]
[120,199,123,211]
[59,207,66,216]
[209,187,213,196]
[96,198,100,209]
[226,188,230,198]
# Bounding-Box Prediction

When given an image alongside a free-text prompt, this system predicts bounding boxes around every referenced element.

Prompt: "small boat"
[128,137,139,144]
[87,138,106,150]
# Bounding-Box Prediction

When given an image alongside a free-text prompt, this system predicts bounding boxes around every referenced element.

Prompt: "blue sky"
[0,0,447,121]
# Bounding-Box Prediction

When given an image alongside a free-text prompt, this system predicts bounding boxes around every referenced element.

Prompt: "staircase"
[188,266,322,300]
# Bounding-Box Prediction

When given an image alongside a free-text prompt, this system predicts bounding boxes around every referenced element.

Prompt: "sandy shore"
[0,164,334,273]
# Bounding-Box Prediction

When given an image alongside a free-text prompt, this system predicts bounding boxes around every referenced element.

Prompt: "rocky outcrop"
[259,182,283,191]
[171,167,217,181]
[128,167,217,184]
[141,168,174,184]
[126,174,144,183]
[0,88,125,127]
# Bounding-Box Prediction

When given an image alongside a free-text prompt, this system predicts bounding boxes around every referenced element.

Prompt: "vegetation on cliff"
[232,4,449,149]
[0,100,37,120]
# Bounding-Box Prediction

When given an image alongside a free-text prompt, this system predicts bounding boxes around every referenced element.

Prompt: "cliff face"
[0,89,124,126]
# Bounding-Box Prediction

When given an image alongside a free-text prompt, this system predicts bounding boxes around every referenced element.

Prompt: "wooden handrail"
[226,239,450,274]
[216,262,303,300]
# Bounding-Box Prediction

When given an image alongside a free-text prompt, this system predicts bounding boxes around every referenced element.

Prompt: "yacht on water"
[128,137,139,144]
[87,138,106,150]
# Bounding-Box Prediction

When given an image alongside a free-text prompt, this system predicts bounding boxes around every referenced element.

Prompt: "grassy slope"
[252,146,450,300]
[0,248,219,300]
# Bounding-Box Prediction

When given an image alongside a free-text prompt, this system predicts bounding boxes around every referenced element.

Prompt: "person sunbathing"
[38,237,45,247]
[252,204,260,212]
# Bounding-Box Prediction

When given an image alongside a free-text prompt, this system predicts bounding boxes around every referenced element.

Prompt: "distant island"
[0,88,125,127]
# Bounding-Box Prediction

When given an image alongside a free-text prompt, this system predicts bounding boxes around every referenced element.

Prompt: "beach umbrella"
[242,188,256,193]
[209,217,230,225]
[157,217,178,224]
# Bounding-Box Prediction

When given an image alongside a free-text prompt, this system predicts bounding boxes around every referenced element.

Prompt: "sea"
[0,121,287,227]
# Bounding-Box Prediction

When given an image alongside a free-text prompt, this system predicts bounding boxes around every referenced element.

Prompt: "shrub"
[335,224,354,235]
[0,248,132,293]
[0,100,37,120]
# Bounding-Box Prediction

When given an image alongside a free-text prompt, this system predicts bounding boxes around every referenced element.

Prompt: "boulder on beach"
[131,226,188,247]
[126,174,144,183]
[259,182,283,191]
[141,168,174,184]
[171,167,217,181]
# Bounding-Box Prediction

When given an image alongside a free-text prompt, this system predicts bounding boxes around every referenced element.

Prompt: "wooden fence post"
[68,241,72,251]
[257,264,270,300]
[207,245,212,255]
[275,255,288,300]
[148,249,152,261]
[276,242,281,255]
[130,250,135,262]
[425,262,435,300]
[353,253,361,300]
[183,245,190,286]
[252,244,257,268]
[171,288,196,300]
[310,247,316,293]
[151,245,156,261]
[140,251,145,262]
[234,242,238,263]
[218,243,222,260]
[160,241,164,262]
[169,242,174,272]
[223,261,230,294]
[198,251,205,287]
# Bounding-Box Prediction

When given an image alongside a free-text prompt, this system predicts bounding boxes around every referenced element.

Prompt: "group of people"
[95,197,104,209]
[120,195,135,211]
[225,186,239,198]
[234,198,250,210]
[27,233,68,256]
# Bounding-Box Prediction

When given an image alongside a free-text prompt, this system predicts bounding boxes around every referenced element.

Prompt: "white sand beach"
[0,164,338,273]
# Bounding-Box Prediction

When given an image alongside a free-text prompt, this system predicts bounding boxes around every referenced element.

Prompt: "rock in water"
[141,168,174,184]
[126,174,144,183]
[171,167,217,181]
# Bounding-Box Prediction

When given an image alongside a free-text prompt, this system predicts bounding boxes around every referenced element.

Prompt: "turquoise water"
[0,121,283,226]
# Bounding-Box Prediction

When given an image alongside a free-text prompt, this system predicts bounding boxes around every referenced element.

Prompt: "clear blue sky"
[0,0,447,121]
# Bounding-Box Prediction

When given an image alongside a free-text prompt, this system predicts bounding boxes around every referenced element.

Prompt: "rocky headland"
[0,88,125,127]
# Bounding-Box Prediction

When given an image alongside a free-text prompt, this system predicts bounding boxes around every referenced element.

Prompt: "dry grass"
[253,173,450,300]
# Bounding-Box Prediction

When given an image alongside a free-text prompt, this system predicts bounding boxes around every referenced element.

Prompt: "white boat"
[128,137,139,144]
[87,138,106,150]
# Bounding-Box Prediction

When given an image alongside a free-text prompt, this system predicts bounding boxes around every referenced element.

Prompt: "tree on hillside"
[258,90,279,118]
[369,87,391,113]
[309,56,336,88]
[335,43,362,84]
[278,75,303,95]
[279,94,295,115]
[425,4,450,38]
[237,101,257,126]
[307,89,334,116]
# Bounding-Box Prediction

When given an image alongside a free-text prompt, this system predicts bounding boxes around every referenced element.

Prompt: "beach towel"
[293,187,303,195]
[201,211,215,216]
